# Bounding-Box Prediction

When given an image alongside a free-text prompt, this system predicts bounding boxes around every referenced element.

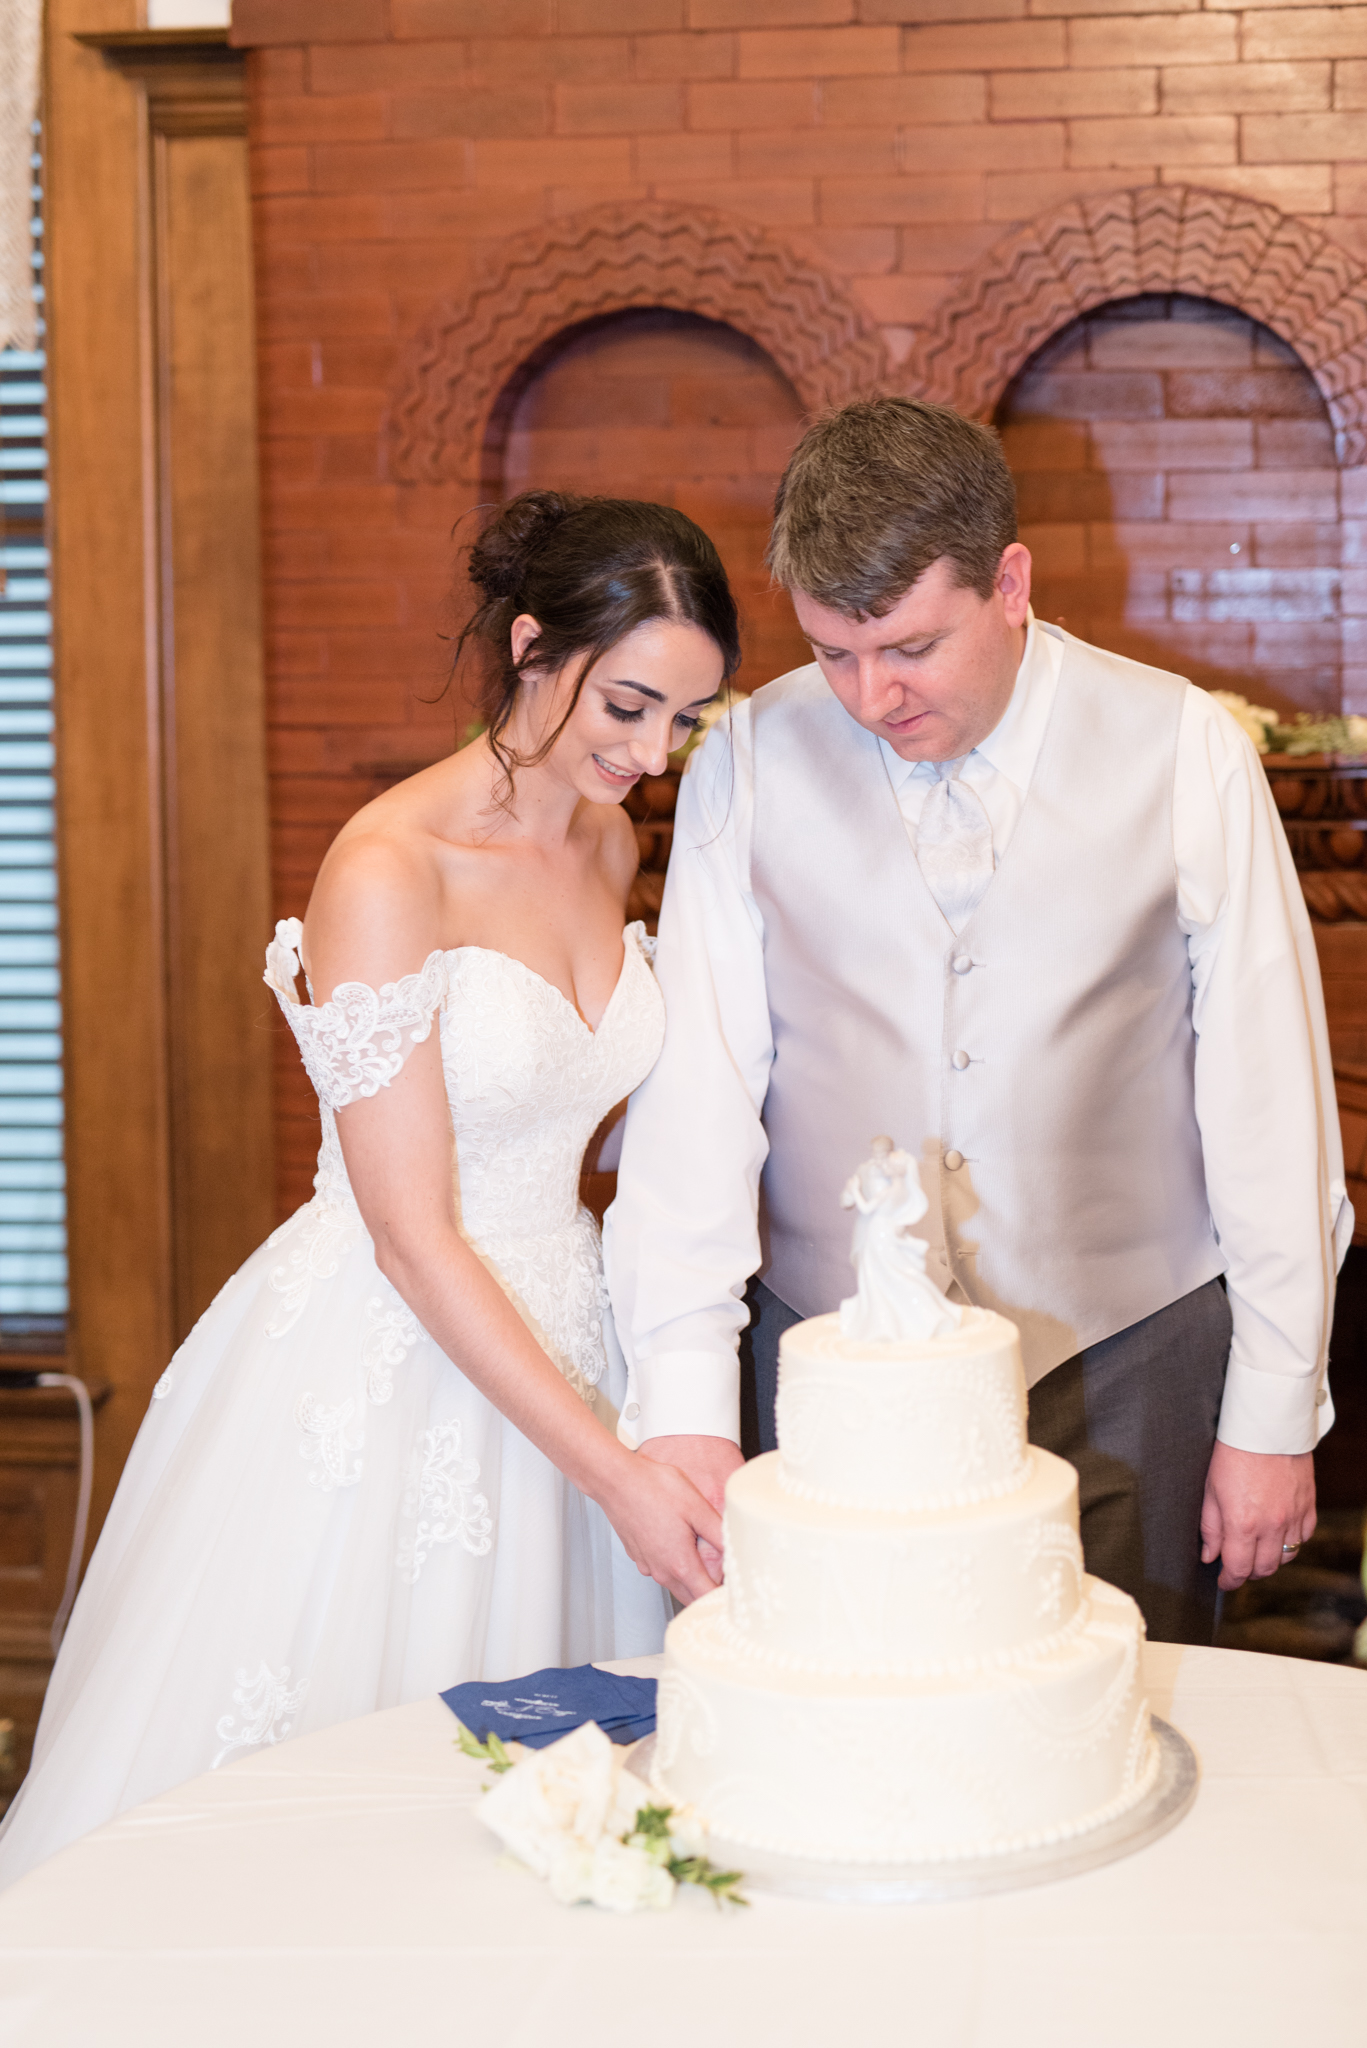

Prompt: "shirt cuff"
[1216,1357,1331,1455]
[621,1349,741,1449]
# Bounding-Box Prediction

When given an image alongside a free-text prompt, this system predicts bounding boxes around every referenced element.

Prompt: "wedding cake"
[651,1140,1159,1866]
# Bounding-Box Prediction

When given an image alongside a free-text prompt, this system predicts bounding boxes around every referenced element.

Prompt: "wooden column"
[41,17,273,1555]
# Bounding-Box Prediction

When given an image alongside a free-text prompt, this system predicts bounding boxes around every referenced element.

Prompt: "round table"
[0,1644,1363,2047]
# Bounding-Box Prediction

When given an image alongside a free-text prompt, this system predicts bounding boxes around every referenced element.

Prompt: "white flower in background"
[1209,691,1278,754]
[477,1721,641,1879]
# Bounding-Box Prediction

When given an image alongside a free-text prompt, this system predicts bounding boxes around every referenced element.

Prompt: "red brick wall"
[1000,294,1346,713]
[503,309,809,693]
[233,0,1367,1214]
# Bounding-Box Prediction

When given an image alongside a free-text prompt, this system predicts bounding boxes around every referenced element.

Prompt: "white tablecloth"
[1,1645,1364,2047]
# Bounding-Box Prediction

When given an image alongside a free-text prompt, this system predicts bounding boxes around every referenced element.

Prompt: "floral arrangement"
[1211,691,1367,760]
[457,1718,748,1913]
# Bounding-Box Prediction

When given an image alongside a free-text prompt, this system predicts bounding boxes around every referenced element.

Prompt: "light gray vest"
[749,627,1223,1384]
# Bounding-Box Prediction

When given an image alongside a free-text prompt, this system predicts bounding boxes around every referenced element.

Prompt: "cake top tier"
[775,1308,1029,1513]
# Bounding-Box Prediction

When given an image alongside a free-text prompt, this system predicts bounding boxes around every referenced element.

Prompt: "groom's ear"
[995,545,1032,628]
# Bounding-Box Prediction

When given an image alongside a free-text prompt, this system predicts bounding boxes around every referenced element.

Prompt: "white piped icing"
[654,1582,1158,1866]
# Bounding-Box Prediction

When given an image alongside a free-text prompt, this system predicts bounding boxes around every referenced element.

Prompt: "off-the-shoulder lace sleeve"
[263,917,448,1113]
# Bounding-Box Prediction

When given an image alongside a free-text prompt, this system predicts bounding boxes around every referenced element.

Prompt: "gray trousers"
[738,1275,1231,1647]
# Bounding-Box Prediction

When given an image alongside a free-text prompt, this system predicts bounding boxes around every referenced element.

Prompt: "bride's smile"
[504,613,725,812]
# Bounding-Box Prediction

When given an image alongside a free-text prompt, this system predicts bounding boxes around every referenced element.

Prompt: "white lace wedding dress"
[0,920,671,1889]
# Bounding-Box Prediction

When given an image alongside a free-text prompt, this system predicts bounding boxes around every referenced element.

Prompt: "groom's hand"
[639,1435,744,1583]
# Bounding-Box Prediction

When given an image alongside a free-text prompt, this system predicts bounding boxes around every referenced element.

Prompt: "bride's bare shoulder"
[301,782,452,1000]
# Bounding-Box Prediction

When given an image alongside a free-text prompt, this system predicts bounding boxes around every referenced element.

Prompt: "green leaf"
[453,1720,516,1775]
[666,1855,750,1908]
[1267,713,1367,759]
[624,1802,748,1904]
[454,1719,489,1761]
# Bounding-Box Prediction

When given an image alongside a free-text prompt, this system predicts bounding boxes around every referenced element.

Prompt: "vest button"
[951,954,973,975]
[952,1050,970,1070]
[944,1149,964,1171]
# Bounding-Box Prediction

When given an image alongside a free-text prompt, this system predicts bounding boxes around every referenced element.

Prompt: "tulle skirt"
[0,1198,670,1889]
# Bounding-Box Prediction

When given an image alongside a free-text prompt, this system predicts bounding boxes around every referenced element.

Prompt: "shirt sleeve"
[601,707,774,1448]
[1175,688,1352,1455]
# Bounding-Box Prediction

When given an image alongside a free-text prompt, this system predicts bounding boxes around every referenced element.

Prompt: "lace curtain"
[0,0,40,353]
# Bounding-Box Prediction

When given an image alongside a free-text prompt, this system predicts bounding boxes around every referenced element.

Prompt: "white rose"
[547,1839,596,1906]
[477,1723,645,1876]
[477,1723,603,1873]
[588,1835,676,1914]
[666,1805,709,1859]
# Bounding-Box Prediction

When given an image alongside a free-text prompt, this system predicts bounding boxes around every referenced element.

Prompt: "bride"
[0,490,738,1888]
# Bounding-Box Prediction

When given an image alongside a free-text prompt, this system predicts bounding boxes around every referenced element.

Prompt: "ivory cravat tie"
[915,757,995,933]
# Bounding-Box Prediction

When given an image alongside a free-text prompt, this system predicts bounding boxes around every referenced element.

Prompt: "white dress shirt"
[603,620,1352,1458]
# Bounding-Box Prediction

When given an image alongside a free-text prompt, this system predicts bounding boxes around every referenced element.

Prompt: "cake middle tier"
[722,1447,1088,1676]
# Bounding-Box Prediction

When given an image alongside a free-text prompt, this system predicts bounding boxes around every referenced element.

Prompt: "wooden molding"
[45,5,272,1551]
[74,27,244,136]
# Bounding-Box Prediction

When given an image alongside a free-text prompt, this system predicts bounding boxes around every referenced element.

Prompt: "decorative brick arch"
[388,201,887,488]
[909,184,1367,465]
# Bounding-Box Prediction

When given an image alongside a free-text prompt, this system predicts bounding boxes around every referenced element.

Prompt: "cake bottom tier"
[653,1576,1158,1865]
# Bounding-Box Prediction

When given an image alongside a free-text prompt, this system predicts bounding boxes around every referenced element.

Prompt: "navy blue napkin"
[440,1664,657,1749]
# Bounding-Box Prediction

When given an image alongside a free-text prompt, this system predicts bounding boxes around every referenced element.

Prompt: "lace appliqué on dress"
[396,1419,493,1584]
[265,1188,360,1339]
[295,1392,364,1491]
[212,1660,309,1768]
[264,917,447,1115]
[361,1292,424,1406]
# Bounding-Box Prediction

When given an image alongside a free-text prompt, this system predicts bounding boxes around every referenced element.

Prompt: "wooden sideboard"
[0,1370,109,1816]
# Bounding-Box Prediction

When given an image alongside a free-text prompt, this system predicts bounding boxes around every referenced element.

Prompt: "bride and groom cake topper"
[840,1136,965,1346]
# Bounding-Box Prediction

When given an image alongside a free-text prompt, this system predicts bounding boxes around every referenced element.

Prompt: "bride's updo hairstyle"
[457,491,741,793]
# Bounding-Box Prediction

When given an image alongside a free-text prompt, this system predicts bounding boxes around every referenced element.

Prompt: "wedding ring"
[1282,1541,1301,1554]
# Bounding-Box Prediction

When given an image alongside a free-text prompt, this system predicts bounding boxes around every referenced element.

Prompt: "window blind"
[0,124,64,1332]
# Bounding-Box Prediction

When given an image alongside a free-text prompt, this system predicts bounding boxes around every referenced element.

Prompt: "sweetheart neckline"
[443,922,643,1040]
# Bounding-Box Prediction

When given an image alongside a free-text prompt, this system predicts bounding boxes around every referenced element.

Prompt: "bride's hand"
[598,1455,724,1605]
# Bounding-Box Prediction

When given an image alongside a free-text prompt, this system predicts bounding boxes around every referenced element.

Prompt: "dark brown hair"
[456,492,741,794]
[768,396,1018,615]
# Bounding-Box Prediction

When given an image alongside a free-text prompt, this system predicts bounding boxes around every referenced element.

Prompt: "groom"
[603,396,1349,1645]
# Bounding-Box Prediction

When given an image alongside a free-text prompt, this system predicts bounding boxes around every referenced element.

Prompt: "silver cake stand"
[626,1717,1197,1904]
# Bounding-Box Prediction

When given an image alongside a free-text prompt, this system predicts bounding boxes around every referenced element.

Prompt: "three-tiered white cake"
[651,1149,1159,1865]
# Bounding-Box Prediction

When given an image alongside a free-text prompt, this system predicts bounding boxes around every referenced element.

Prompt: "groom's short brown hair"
[768,396,1017,617]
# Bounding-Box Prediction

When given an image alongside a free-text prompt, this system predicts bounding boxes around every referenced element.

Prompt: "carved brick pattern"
[389,203,887,488]
[910,185,1367,465]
